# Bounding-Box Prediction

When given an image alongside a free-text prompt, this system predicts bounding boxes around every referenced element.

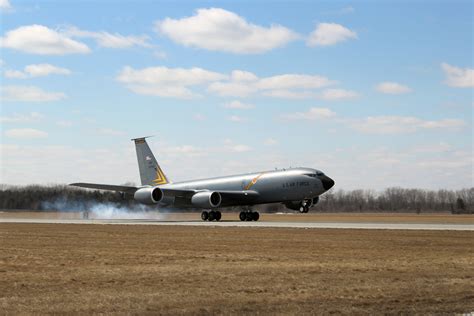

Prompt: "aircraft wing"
[69,183,259,205]
[70,183,138,194]
[160,188,259,206]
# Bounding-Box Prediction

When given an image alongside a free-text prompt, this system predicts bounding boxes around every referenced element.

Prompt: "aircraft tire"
[245,212,253,221]
[201,211,209,221]
[215,211,222,221]
[239,211,246,221]
[208,211,216,221]
[252,211,260,221]
[299,206,306,213]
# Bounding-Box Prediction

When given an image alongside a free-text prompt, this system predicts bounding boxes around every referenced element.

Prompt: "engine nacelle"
[133,187,163,205]
[191,191,222,208]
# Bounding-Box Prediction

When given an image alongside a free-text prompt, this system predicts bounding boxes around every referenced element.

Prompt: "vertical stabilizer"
[132,137,169,186]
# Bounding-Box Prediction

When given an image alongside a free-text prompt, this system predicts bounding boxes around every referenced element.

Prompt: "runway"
[1,218,473,231]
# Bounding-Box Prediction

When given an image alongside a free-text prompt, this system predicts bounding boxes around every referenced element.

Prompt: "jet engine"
[134,187,163,205]
[191,191,222,208]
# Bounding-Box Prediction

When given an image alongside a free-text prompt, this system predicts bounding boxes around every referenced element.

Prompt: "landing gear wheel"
[215,211,222,221]
[299,206,306,213]
[208,211,216,221]
[239,211,246,221]
[252,211,260,221]
[245,212,254,221]
[304,207,309,213]
[201,211,209,221]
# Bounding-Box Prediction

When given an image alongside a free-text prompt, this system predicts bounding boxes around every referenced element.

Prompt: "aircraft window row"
[305,174,318,178]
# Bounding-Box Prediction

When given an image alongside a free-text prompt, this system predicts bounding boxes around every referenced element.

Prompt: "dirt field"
[1,224,473,314]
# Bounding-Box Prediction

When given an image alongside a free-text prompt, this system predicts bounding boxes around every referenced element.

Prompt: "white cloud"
[228,144,252,152]
[4,63,71,79]
[155,8,298,54]
[0,112,44,123]
[208,81,257,97]
[4,70,28,79]
[223,100,254,109]
[352,116,465,134]
[5,128,48,139]
[318,88,360,100]
[64,26,151,49]
[441,63,474,88]
[1,85,66,102]
[117,65,227,98]
[223,139,252,153]
[257,74,336,90]
[228,115,246,122]
[0,0,12,12]
[262,89,316,99]
[209,71,336,98]
[282,107,336,120]
[307,23,357,47]
[0,25,90,55]
[264,138,278,146]
[375,82,413,94]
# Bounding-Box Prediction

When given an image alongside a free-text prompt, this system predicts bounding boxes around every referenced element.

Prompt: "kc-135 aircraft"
[71,137,335,221]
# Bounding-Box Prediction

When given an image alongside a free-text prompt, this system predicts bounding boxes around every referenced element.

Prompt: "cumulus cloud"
[5,128,48,139]
[352,116,465,134]
[116,65,227,98]
[0,25,90,55]
[375,82,413,94]
[155,8,298,54]
[209,70,336,98]
[307,23,357,47]
[0,0,12,12]
[0,112,44,123]
[281,107,336,120]
[117,65,348,100]
[4,63,71,79]
[318,88,360,100]
[441,63,474,88]
[223,100,254,109]
[1,85,66,102]
[64,26,151,49]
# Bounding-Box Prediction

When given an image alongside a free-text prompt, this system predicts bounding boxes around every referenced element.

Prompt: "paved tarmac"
[1,218,473,231]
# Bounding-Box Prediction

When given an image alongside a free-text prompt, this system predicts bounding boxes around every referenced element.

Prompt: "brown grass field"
[1,221,473,314]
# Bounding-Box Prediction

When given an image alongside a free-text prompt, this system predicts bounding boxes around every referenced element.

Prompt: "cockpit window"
[305,171,324,178]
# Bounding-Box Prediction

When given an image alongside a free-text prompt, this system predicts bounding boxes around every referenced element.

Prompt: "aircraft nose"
[319,175,335,190]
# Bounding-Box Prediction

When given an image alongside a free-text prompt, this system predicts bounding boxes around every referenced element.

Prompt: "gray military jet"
[71,137,335,221]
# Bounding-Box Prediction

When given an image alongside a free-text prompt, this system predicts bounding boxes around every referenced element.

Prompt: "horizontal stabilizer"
[70,183,138,193]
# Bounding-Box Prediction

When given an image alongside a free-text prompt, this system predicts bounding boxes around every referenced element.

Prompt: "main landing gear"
[201,210,222,221]
[239,210,260,221]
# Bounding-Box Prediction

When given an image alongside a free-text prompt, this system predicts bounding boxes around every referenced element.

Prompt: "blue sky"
[0,0,472,189]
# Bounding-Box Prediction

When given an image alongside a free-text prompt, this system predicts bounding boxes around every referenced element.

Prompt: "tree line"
[0,184,472,213]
